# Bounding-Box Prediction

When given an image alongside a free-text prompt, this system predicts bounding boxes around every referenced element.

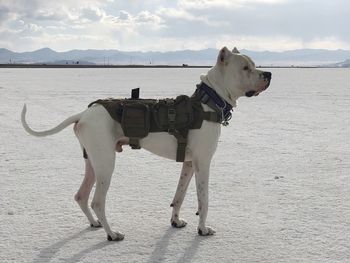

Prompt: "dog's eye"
[243,66,249,71]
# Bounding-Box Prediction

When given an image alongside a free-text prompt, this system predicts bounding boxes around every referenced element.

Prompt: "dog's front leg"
[170,161,194,228]
[194,159,216,236]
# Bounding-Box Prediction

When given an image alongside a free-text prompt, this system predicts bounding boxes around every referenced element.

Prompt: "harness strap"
[165,99,189,162]
[166,99,176,134]
[202,111,221,122]
[129,138,141,149]
[174,132,188,162]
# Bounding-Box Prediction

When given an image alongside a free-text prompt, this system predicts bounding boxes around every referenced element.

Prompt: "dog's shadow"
[147,227,203,263]
[33,227,112,263]
[34,226,202,263]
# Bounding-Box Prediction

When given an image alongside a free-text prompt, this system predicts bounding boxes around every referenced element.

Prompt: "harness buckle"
[168,108,176,122]
[175,136,188,162]
[129,138,141,149]
[200,94,210,104]
[220,109,232,126]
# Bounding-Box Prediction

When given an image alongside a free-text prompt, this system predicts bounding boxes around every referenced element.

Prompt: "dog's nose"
[263,71,272,81]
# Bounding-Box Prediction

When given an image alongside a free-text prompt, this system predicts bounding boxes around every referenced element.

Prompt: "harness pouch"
[121,103,150,138]
[153,95,194,131]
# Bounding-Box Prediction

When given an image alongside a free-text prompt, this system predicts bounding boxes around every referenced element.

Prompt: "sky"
[0,0,349,52]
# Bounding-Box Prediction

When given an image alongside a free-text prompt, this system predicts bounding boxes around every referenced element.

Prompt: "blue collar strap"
[195,82,233,126]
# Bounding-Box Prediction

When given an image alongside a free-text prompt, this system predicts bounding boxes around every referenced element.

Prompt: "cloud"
[118,10,131,21]
[113,10,162,25]
[178,0,287,10]
[0,6,11,25]
[0,0,349,51]
[80,7,105,22]
[136,10,162,24]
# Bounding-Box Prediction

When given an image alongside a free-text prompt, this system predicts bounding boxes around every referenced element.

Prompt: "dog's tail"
[21,104,83,137]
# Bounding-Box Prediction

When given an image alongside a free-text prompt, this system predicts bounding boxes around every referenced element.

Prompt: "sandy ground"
[1,68,350,262]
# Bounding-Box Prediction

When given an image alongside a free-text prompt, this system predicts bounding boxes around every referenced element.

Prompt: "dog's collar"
[195,82,233,126]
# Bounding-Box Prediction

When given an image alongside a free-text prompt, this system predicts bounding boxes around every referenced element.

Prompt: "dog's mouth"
[245,80,271,97]
[245,90,256,97]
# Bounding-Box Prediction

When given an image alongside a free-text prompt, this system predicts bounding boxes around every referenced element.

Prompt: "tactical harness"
[86,82,233,162]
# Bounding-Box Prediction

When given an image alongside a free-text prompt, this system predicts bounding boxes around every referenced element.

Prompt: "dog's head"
[216,46,271,98]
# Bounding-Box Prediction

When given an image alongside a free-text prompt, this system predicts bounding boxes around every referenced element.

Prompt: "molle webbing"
[88,92,222,162]
[88,96,206,131]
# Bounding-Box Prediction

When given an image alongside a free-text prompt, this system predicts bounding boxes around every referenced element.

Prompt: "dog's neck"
[200,66,238,108]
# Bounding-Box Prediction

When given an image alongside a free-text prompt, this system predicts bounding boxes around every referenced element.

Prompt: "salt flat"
[1,68,350,262]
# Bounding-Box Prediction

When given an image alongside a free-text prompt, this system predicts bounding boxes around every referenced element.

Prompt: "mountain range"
[1,47,350,67]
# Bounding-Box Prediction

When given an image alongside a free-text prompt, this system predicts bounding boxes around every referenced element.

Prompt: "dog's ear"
[232,47,240,54]
[217,46,231,65]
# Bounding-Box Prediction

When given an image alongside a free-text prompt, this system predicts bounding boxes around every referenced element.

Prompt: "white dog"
[21,47,271,241]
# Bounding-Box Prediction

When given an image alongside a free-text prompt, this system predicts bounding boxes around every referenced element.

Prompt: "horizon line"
[0,63,335,69]
[2,47,350,53]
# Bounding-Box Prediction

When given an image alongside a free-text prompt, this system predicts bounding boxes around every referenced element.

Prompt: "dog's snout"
[263,71,272,81]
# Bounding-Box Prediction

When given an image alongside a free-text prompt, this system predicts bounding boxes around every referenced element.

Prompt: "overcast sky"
[0,0,349,52]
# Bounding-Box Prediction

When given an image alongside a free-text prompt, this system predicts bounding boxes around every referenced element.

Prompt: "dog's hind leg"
[74,123,101,227]
[82,128,124,241]
[170,161,194,228]
[75,112,124,241]
[89,148,124,241]
[74,158,101,228]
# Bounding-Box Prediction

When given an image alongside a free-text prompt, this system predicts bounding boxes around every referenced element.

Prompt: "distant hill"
[326,59,350,68]
[1,47,350,66]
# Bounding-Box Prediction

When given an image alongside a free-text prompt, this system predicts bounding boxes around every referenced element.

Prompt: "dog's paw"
[107,231,125,241]
[90,220,102,228]
[197,226,216,236]
[171,218,187,228]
